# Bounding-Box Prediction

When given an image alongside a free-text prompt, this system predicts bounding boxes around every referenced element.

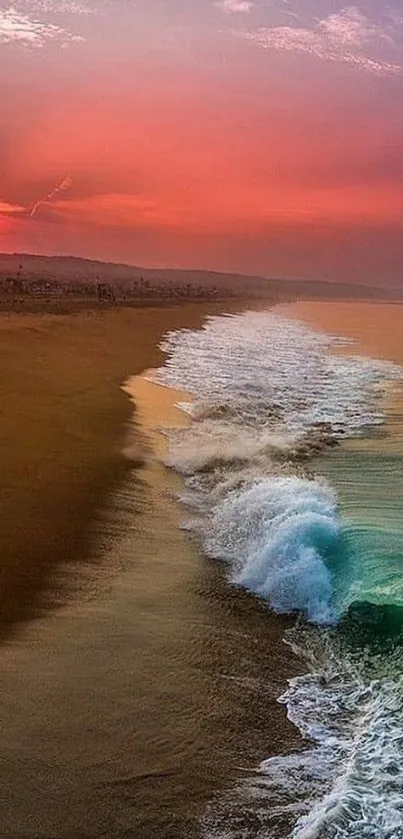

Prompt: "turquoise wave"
[320,450,403,633]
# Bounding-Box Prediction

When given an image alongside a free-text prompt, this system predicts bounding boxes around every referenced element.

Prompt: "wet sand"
[0,301,298,838]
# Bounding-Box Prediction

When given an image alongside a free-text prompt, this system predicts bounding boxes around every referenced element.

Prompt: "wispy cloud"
[217,0,254,14]
[0,7,84,46]
[245,6,402,75]
[318,7,392,49]
[29,175,73,218]
[0,199,26,216]
[0,175,74,220]
[18,1,92,14]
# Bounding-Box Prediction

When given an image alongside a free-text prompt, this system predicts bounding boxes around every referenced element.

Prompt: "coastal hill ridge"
[0,253,401,312]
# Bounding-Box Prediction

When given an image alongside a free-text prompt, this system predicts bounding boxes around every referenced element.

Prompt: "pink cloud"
[245,7,402,75]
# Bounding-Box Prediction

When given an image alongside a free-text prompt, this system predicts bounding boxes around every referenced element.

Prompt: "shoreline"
[95,366,302,834]
[0,298,254,638]
[2,298,401,836]
[0,303,301,839]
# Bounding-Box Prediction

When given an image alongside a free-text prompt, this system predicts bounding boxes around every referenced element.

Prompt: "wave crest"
[204,477,339,625]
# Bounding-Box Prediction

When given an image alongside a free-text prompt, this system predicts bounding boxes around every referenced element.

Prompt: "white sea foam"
[152,309,401,622]
[260,631,403,839]
[164,423,297,475]
[204,476,339,624]
[201,632,403,839]
[154,311,400,441]
[153,307,403,838]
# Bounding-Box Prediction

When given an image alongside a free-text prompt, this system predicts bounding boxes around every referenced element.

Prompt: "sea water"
[151,308,403,838]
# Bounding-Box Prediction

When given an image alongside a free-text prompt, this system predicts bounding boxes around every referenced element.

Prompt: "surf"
[152,307,403,837]
[153,309,402,622]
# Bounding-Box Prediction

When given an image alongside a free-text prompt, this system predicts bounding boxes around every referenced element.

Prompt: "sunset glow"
[1,0,403,284]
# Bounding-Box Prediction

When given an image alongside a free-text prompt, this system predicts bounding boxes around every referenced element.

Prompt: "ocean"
[150,302,403,838]
[1,300,402,839]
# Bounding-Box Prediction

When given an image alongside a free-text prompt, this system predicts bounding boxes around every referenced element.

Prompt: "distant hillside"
[0,253,267,296]
[0,253,402,303]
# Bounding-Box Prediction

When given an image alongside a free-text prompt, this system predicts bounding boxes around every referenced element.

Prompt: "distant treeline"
[0,255,401,308]
[0,271,224,303]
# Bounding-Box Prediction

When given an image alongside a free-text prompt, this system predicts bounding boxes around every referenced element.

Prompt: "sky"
[1,0,403,285]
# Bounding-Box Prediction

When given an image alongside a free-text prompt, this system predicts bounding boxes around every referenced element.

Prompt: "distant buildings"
[0,266,222,309]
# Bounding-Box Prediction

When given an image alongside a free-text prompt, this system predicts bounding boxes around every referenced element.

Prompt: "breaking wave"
[152,309,401,623]
[151,307,403,838]
[204,476,339,625]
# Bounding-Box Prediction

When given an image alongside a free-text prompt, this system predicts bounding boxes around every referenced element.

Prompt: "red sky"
[1,1,403,285]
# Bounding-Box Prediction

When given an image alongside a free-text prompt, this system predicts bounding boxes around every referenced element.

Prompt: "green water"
[318,447,403,630]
